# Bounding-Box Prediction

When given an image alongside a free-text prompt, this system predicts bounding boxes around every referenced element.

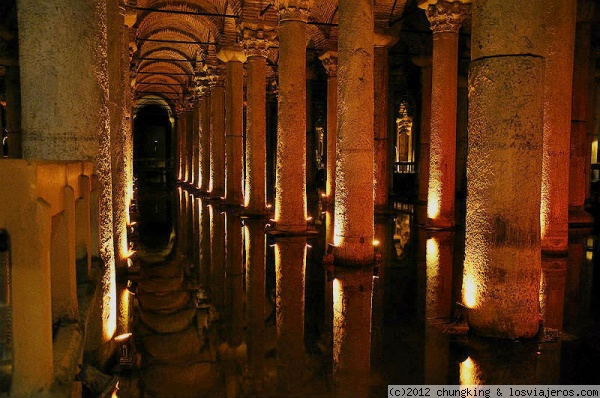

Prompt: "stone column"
[209,66,226,198]
[541,0,577,252]
[420,0,467,229]
[200,91,211,192]
[319,51,338,204]
[334,0,374,265]
[540,256,567,331]
[275,0,311,233]
[192,97,201,188]
[217,48,246,206]
[413,57,432,223]
[464,0,544,339]
[374,35,394,211]
[179,108,189,182]
[569,0,594,224]
[176,108,184,180]
[185,105,194,184]
[242,24,276,215]
[4,65,21,158]
[226,212,244,347]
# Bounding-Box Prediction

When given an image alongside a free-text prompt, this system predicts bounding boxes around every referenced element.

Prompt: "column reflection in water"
[274,236,306,396]
[225,212,245,348]
[371,218,393,375]
[244,218,267,391]
[210,204,226,317]
[423,230,453,384]
[333,267,373,398]
[199,199,211,291]
[323,209,335,354]
[564,229,594,335]
[540,256,567,331]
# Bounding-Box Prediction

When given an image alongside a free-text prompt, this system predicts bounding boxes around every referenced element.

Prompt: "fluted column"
[464,0,544,338]
[420,0,468,229]
[333,0,374,265]
[569,0,594,224]
[541,0,577,252]
[209,66,226,197]
[374,34,394,211]
[217,47,246,206]
[242,24,276,215]
[275,0,311,233]
[319,51,338,204]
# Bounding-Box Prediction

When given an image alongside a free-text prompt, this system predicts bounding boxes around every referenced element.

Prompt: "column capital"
[318,51,338,77]
[217,46,247,63]
[419,0,470,33]
[207,64,226,88]
[277,0,313,22]
[240,23,277,59]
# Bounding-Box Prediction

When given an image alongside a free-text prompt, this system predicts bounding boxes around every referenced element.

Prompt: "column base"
[425,218,455,231]
[266,222,318,237]
[541,234,569,255]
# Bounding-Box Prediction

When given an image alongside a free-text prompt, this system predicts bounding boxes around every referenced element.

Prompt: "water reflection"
[118,186,600,397]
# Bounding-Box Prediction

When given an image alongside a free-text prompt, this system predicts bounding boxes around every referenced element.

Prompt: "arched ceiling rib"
[130,0,408,109]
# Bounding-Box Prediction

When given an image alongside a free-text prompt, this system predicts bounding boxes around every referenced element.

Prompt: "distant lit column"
[242,24,276,215]
[464,0,544,339]
[185,105,194,184]
[541,0,577,253]
[176,108,184,180]
[200,89,211,192]
[374,34,394,211]
[334,0,374,265]
[420,0,468,229]
[319,51,338,204]
[569,0,595,224]
[275,0,311,233]
[192,97,201,188]
[209,65,226,198]
[218,47,246,206]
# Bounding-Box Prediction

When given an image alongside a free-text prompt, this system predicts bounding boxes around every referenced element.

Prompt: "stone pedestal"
[420,0,467,229]
[275,1,310,233]
[464,0,544,339]
[334,0,374,265]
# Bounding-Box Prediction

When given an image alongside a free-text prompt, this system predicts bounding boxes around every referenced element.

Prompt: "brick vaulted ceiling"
[127,0,409,108]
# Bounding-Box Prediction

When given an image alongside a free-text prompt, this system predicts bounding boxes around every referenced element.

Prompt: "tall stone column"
[209,65,226,197]
[374,35,394,211]
[334,0,374,265]
[4,65,21,158]
[200,90,211,192]
[192,97,201,188]
[319,51,338,204]
[275,0,311,233]
[464,0,544,339]
[176,108,184,180]
[569,0,594,224]
[217,47,246,206]
[242,25,276,215]
[541,0,577,252]
[420,0,468,229]
[413,57,432,223]
[185,105,194,184]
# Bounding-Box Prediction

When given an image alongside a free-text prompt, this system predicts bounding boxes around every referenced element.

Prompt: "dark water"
[114,184,600,397]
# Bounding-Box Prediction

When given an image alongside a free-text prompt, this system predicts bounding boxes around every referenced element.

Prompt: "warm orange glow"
[462,273,478,309]
[306,216,313,222]
[373,239,380,246]
[118,285,131,335]
[102,261,117,342]
[459,357,481,386]
[427,185,441,220]
[114,332,132,343]
[332,277,343,365]
[111,381,120,398]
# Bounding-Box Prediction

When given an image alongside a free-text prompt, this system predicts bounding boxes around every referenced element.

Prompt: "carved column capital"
[318,51,338,77]
[277,0,312,22]
[419,0,469,33]
[207,64,226,88]
[216,46,247,63]
[240,24,277,59]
